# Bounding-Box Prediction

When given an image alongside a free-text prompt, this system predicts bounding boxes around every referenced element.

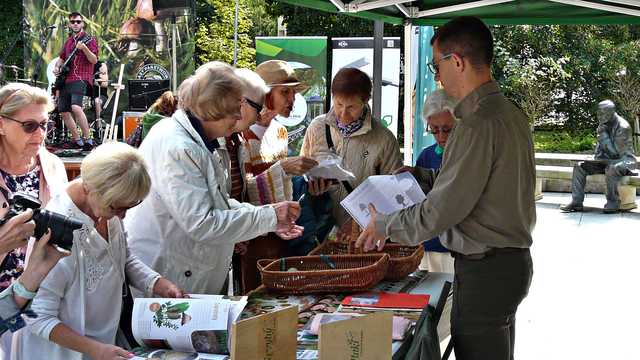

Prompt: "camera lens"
[33,209,83,251]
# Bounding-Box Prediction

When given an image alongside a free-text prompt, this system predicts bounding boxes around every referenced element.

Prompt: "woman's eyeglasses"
[1,115,48,134]
[427,126,453,135]
[109,199,143,213]
[244,97,263,114]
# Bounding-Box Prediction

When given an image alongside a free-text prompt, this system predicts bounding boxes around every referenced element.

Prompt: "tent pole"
[372,20,383,121]
[416,0,513,18]
[549,0,640,17]
[233,0,239,66]
[403,22,413,165]
[171,15,177,92]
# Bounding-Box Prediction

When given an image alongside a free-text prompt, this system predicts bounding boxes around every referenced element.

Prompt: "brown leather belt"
[451,247,528,260]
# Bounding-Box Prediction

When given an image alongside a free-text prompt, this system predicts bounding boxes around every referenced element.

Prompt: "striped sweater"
[241,121,292,205]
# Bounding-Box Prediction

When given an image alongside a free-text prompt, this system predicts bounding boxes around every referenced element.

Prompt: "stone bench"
[535,165,639,210]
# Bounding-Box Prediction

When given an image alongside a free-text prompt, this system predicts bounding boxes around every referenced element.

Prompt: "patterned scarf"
[335,105,368,137]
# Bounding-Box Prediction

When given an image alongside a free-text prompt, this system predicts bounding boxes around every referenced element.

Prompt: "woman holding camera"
[15,142,184,360]
[0,83,68,357]
[0,83,68,291]
[0,211,68,359]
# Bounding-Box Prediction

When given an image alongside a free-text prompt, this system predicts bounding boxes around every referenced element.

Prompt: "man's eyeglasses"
[427,53,454,74]
[244,97,263,114]
[69,20,83,24]
[109,199,142,213]
[1,115,48,134]
[427,126,453,135]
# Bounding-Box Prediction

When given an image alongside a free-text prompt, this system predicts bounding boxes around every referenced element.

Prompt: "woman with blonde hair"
[125,61,303,295]
[0,83,68,293]
[15,142,184,360]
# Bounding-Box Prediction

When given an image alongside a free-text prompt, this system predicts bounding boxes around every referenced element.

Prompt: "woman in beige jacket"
[300,68,402,240]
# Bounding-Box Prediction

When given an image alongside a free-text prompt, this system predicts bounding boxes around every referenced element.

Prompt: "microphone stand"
[30,24,56,87]
[0,16,29,79]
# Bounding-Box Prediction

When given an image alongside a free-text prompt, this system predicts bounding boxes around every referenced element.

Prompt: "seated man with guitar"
[53,12,98,151]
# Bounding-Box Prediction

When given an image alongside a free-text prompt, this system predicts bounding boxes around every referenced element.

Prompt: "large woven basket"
[309,221,424,281]
[309,241,424,281]
[257,254,390,294]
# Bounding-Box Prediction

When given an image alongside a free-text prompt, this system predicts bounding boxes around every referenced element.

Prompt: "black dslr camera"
[0,193,83,251]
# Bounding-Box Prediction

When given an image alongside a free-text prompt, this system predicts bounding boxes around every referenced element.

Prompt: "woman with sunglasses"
[15,142,184,360]
[0,83,68,293]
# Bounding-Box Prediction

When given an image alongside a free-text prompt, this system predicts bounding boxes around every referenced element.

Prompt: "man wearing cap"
[237,60,318,291]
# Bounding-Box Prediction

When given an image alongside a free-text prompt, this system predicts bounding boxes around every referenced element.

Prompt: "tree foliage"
[493,25,640,132]
[499,55,570,128]
[264,0,402,37]
[0,0,25,70]
[195,0,256,69]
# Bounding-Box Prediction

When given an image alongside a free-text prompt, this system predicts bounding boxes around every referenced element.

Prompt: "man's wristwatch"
[13,280,37,300]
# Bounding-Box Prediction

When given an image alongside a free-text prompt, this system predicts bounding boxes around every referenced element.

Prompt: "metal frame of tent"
[276,0,640,164]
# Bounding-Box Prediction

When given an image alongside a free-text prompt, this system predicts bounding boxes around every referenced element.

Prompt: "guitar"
[53,35,93,91]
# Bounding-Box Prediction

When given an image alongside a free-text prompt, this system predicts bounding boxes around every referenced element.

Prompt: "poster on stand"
[256,36,328,155]
[331,37,401,137]
[23,0,195,117]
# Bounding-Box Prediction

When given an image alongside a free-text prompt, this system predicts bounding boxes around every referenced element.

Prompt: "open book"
[340,172,426,228]
[131,295,247,360]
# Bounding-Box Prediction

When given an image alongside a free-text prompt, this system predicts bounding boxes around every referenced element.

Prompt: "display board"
[331,37,401,137]
[256,36,328,156]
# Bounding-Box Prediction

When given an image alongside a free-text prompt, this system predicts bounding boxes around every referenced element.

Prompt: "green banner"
[256,36,327,155]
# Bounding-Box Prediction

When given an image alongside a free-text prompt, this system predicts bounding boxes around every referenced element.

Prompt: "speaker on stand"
[128,79,170,111]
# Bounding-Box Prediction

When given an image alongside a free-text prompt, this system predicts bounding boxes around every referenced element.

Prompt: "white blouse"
[12,190,160,360]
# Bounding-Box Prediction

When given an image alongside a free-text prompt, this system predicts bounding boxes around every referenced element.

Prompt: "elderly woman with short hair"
[15,142,183,360]
[0,83,68,292]
[125,61,302,296]
[301,67,403,240]
[415,89,458,274]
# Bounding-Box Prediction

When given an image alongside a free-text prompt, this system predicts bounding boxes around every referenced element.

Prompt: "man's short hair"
[430,16,493,68]
[69,12,82,19]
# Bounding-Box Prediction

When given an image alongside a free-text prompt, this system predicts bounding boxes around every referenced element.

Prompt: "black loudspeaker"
[128,79,170,111]
[152,0,192,16]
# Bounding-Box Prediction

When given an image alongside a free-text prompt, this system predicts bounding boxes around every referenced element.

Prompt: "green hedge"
[534,130,596,154]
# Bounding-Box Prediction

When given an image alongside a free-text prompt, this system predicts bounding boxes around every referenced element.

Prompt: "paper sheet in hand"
[340,172,426,228]
[305,152,356,182]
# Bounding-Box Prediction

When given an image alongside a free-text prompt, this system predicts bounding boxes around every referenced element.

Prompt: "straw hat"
[256,60,308,93]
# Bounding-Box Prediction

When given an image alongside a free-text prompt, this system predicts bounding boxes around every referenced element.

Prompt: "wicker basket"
[257,254,390,294]
[309,241,424,281]
[309,221,424,281]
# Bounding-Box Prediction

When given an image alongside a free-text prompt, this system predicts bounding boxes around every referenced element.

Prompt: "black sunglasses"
[109,199,143,213]
[244,97,263,114]
[2,115,48,134]
[70,20,83,24]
